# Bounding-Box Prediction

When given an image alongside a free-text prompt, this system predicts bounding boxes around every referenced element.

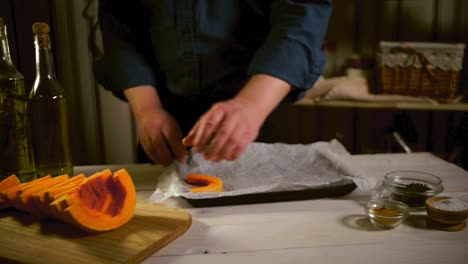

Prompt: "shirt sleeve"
[247,0,332,101]
[94,0,158,101]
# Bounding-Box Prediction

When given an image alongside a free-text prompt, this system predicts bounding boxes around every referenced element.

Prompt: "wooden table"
[75,153,468,264]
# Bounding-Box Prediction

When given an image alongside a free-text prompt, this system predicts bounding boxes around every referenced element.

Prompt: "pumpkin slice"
[186,174,224,193]
[43,175,86,205]
[47,170,109,202]
[0,175,21,190]
[32,174,86,218]
[0,175,21,210]
[47,180,83,203]
[43,181,84,220]
[17,174,69,215]
[0,176,51,209]
[32,175,82,208]
[49,193,79,222]
[15,175,68,208]
[60,168,136,232]
[46,170,111,220]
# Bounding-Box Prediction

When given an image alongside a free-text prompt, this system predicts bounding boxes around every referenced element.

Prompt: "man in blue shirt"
[95,0,332,166]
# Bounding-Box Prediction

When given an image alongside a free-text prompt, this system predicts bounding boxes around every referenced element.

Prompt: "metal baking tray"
[183,179,357,207]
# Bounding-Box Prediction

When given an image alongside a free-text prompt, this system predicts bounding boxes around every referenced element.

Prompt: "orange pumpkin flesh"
[0,175,21,209]
[0,175,20,190]
[61,168,136,232]
[49,193,79,222]
[186,174,224,193]
[16,175,69,213]
[32,174,86,218]
[0,176,51,209]
[0,168,137,233]
[45,176,86,204]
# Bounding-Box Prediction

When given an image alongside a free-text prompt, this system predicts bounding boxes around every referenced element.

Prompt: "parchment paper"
[149,139,376,203]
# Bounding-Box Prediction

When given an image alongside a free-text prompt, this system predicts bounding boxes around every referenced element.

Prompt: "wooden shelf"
[295,98,468,112]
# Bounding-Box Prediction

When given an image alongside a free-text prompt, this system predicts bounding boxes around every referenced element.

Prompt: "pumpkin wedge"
[49,193,79,221]
[0,175,21,190]
[17,174,69,215]
[43,175,87,205]
[32,174,86,218]
[0,176,51,209]
[186,174,224,193]
[31,174,84,214]
[59,168,136,232]
[45,170,111,220]
[0,175,21,210]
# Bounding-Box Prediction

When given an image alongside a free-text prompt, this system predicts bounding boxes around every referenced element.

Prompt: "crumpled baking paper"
[149,139,376,203]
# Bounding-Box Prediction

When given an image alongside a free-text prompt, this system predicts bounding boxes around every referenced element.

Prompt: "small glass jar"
[382,170,444,208]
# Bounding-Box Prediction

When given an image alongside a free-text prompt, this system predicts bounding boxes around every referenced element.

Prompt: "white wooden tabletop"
[75,153,468,264]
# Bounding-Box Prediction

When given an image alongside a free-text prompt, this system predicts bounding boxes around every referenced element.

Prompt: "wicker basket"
[377,42,465,103]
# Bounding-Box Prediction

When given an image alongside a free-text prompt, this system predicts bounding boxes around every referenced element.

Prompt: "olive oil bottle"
[0,17,36,182]
[28,22,73,178]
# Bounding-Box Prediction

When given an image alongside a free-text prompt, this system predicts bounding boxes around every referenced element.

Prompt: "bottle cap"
[32,22,50,35]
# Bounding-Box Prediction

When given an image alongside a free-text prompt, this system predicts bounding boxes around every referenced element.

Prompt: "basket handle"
[390,45,440,82]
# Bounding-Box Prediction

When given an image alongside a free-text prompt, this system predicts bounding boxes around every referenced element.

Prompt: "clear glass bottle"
[0,17,36,182]
[28,22,73,178]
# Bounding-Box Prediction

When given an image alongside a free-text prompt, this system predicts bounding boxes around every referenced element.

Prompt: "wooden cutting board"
[0,201,191,264]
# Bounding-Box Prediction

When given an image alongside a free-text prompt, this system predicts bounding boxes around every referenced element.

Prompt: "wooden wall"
[324,0,468,94]
[289,0,468,169]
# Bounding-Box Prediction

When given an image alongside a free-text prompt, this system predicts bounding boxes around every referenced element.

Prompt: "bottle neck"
[0,26,13,65]
[34,34,57,79]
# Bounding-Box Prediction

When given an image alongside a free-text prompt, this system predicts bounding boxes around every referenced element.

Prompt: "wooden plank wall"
[294,0,468,167]
[325,0,467,87]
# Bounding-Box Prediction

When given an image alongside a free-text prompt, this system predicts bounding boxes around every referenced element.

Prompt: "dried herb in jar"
[392,182,431,207]
[397,183,431,193]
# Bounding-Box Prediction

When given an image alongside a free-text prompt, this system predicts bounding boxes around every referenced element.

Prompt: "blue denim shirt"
[95,0,332,102]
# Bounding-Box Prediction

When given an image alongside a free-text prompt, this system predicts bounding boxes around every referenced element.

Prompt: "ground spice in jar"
[371,206,403,217]
[392,182,431,207]
[370,206,404,226]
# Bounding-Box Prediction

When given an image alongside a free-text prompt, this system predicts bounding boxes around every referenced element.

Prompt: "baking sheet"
[149,140,375,207]
[184,179,357,207]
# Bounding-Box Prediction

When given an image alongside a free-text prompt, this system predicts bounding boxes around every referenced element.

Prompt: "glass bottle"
[0,17,36,182]
[28,22,73,178]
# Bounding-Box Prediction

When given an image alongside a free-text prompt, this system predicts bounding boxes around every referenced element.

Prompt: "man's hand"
[183,99,261,161]
[125,85,187,166]
[183,74,291,162]
[136,108,186,166]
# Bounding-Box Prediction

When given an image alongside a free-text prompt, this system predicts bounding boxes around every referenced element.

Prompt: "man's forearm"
[123,85,164,119]
[235,74,292,123]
